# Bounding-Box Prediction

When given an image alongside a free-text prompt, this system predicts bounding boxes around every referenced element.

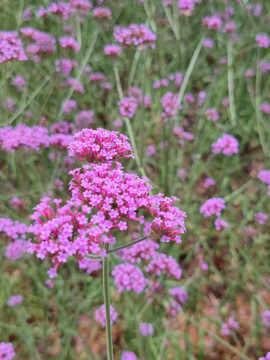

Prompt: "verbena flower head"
[95,304,117,327]
[93,6,112,19]
[204,177,216,188]
[59,36,80,52]
[258,170,270,195]
[255,34,269,48]
[6,295,23,307]
[112,263,148,293]
[139,322,154,336]
[212,134,239,156]
[121,239,159,263]
[221,317,239,336]
[200,197,225,218]
[114,24,156,50]
[206,108,219,121]
[75,110,95,129]
[169,287,188,303]
[259,352,270,360]
[0,342,15,360]
[27,198,103,278]
[146,195,186,242]
[161,92,182,122]
[55,58,78,76]
[255,212,268,225]
[104,44,122,57]
[146,253,182,279]
[118,97,137,118]
[0,31,27,63]
[262,310,270,328]
[68,128,134,163]
[5,240,27,261]
[121,352,137,360]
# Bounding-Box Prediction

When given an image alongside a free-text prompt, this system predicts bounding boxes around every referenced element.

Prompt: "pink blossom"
[55,58,78,76]
[139,322,154,336]
[200,197,226,218]
[112,263,148,293]
[68,128,134,163]
[93,6,111,19]
[261,62,270,73]
[221,317,239,336]
[204,177,216,188]
[89,72,105,82]
[118,97,137,118]
[258,170,270,195]
[161,92,182,121]
[214,218,228,231]
[255,212,268,225]
[145,145,156,157]
[121,239,159,263]
[169,287,188,303]
[206,108,219,121]
[75,110,95,129]
[121,352,137,360]
[204,38,214,48]
[62,99,77,114]
[95,304,117,327]
[262,310,270,328]
[0,31,27,63]
[114,24,156,50]
[59,36,80,52]
[7,295,23,307]
[255,34,269,48]
[260,102,270,115]
[212,134,239,156]
[0,342,15,360]
[146,253,182,279]
[245,69,255,78]
[104,44,122,56]
[5,240,27,261]
[259,352,270,360]
[202,15,222,31]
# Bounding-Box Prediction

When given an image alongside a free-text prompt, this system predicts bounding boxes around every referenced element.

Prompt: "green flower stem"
[109,235,149,254]
[103,244,114,360]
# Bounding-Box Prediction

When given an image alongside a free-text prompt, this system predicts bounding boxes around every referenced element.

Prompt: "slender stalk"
[227,40,237,126]
[109,235,149,254]
[103,244,114,360]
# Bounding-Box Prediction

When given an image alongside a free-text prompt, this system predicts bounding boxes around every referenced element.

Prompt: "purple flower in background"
[7,295,23,307]
[95,304,117,328]
[139,322,154,336]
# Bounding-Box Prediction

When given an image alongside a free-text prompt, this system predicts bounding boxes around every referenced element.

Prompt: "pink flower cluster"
[169,287,188,304]
[178,0,196,15]
[139,322,154,336]
[147,195,186,243]
[55,58,78,76]
[63,99,77,114]
[7,295,23,307]
[146,253,182,279]
[38,2,75,19]
[173,126,194,146]
[59,36,80,53]
[112,263,148,293]
[5,240,27,261]
[118,97,137,118]
[93,6,111,19]
[258,170,270,195]
[200,197,225,218]
[95,304,117,327]
[212,134,239,156]
[122,352,137,360]
[0,31,27,63]
[0,218,28,239]
[255,34,269,48]
[114,24,156,50]
[121,239,159,263]
[27,198,102,279]
[75,110,95,129]
[161,92,182,122]
[202,15,223,31]
[206,108,219,121]
[0,342,15,360]
[221,317,239,336]
[255,212,268,225]
[20,27,56,59]
[68,128,134,162]
[104,44,122,57]
[62,77,85,93]
[204,177,216,188]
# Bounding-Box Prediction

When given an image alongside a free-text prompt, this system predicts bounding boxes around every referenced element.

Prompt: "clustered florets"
[28,128,186,278]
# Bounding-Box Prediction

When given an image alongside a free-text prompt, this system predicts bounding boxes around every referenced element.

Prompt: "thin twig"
[109,235,149,254]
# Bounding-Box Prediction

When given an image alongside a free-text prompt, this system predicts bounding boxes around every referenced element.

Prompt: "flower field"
[0,0,270,359]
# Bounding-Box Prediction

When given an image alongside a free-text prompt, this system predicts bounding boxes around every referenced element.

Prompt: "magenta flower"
[55,58,78,76]
[121,239,159,263]
[146,253,182,279]
[62,99,77,114]
[206,108,219,121]
[262,310,270,328]
[255,34,269,48]
[221,317,239,336]
[0,31,27,63]
[139,322,154,336]
[200,197,225,218]
[114,24,156,50]
[104,44,122,56]
[0,342,15,360]
[121,352,137,360]
[258,170,270,195]
[161,92,182,122]
[202,15,222,31]
[112,263,148,293]
[75,110,95,129]
[169,287,188,304]
[6,295,23,307]
[145,145,156,157]
[212,134,239,156]
[259,352,270,360]
[255,212,268,225]
[214,218,228,231]
[5,240,27,261]
[68,128,134,163]
[95,304,117,327]
[204,177,216,188]
[118,97,137,118]
[93,6,111,19]
[260,102,270,115]
[59,36,80,52]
